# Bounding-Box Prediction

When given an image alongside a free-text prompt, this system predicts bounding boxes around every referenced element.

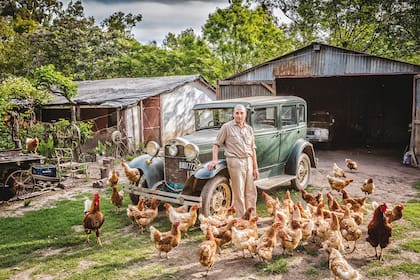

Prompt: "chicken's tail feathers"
[84,199,92,213]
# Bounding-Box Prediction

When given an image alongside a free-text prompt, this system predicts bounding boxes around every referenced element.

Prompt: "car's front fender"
[194,159,228,179]
[285,139,317,175]
[129,154,164,188]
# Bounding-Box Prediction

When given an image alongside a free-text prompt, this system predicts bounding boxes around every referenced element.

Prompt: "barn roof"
[226,42,420,81]
[46,75,215,108]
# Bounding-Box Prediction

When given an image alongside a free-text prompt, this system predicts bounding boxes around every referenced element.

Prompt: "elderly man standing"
[207,104,259,217]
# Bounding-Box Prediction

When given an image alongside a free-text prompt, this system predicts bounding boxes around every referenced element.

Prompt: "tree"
[202,0,292,78]
[101,11,142,34]
[255,0,419,63]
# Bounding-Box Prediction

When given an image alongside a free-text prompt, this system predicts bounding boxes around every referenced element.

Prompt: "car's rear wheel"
[291,153,311,190]
[200,175,232,216]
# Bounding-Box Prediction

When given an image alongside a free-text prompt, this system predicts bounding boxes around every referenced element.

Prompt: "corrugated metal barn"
[42,75,215,147]
[219,42,420,166]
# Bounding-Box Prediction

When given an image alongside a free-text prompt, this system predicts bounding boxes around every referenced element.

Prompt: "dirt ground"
[1,147,419,279]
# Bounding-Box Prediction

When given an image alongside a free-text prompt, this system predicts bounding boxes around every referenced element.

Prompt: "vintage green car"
[126,96,317,215]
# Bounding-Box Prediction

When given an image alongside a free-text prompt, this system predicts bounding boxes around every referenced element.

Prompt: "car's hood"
[181,129,219,146]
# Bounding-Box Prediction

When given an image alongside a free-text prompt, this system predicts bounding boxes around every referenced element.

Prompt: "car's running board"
[255,175,296,190]
[124,186,202,207]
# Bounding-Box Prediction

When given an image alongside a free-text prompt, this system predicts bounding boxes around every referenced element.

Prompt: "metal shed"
[41,75,216,148]
[219,42,420,166]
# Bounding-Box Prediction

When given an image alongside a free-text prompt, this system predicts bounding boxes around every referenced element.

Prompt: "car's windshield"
[194,108,233,130]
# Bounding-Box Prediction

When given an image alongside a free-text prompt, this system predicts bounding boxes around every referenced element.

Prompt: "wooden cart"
[0,149,60,200]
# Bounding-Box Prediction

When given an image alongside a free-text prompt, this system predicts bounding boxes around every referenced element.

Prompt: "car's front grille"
[164,156,188,184]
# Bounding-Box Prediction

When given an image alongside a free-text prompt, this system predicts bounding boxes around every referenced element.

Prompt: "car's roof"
[193,96,306,110]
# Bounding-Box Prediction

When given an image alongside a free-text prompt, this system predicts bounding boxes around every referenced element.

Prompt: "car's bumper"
[306,128,330,142]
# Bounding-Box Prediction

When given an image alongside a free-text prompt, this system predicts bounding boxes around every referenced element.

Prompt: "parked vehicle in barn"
[125,96,317,216]
[306,110,335,146]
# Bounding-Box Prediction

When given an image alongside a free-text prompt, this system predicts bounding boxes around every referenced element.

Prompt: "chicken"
[282,190,295,214]
[107,169,119,186]
[327,175,353,192]
[385,204,404,223]
[326,192,344,212]
[360,178,375,195]
[121,162,140,186]
[199,206,236,234]
[276,211,303,255]
[329,248,362,280]
[164,202,189,218]
[255,221,282,262]
[345,158,358,172]
[150,221,181,258]
[233,215,259,239]
[231,220,258,258]
[261,191,280,216]
[167,203,200,234]
[366,203,392,261]
[322,212,345,253]
[299,188,323,207]
[340,205,362,253]
[198,225,218,275]
[296,201,312,219]
[333,163,346,178]
[26,137,39,153]
[213,219,236,250]
[340,189,366,208]
[83,193,105,246]
[110,184,124,213]
[295,203,315,243]
[127,196,145,224]
[133,197,160,234]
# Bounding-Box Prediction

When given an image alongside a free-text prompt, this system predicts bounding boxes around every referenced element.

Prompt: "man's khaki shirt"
[215,120,256,158]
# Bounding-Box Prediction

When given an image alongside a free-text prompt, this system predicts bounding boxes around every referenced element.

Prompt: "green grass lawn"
[0,181,419,279]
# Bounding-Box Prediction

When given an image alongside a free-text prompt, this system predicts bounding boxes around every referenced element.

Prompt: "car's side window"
[281,105,297,127]
[297,104,305,124]
[254,107,277,129]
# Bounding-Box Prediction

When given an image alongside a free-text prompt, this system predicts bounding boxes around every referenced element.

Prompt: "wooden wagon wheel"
[6,170,36,198]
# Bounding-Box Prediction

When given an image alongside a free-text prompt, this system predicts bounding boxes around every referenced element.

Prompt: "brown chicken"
[213,218,236,250]
[107,169,119,186]
[150,221,181,258]
[83,193,105,247]
[329,248,362,280]
[121,162,140,185]
[26,137,39,153]
[133,197,160,234]
[322,212,345,253]
[360,178,375,195]
[199,206,236,234]
[231,219,258,258]
[277,211,303,255]
[366,203,392,261]
[198,225,218,275]
[163,202,189,218]
[385,204,404,223]
[255,221,282,262]
[340,189,366,208]
[340,205,362,253]
[327,175,353,192]
[333,163,346,178]
[261,191,280,216]
[167,203,200,234]
[345,158,358,172]
[127,196,145,224]
[110,184,124,213]
[299,188,323,207]
[326,192,344,212]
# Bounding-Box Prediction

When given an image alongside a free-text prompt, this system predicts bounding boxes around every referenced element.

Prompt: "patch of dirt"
[1,148,419,279]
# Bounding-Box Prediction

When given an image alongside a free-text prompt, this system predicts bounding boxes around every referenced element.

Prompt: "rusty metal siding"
[219,84,273,99]
[228,43,419,81]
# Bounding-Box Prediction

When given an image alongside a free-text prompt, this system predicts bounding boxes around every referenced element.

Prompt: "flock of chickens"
[82,158,405,279]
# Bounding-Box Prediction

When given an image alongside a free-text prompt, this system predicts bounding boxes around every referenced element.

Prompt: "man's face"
[233,108,246,124]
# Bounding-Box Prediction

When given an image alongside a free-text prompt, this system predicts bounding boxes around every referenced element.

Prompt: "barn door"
[411,75,420,167]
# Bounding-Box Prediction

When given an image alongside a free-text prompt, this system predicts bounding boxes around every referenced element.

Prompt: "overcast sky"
[72,0,230,44]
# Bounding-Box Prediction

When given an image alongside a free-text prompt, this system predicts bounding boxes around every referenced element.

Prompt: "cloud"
[76,0,229,44]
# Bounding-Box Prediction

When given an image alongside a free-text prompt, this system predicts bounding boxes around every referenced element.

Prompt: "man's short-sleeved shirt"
[215,120,255,158]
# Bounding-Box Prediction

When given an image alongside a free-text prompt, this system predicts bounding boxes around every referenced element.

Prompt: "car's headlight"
[168,144,178,156]
[145,141,160,157]
[184,143,199,161]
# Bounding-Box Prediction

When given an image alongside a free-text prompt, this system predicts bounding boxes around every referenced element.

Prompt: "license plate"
[179,161,197,170]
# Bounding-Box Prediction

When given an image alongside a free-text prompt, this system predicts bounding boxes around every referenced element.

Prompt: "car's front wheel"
[200,175,232,216]
[291,153,311,189]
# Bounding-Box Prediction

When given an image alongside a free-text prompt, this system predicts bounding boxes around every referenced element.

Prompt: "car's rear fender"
[285,139,317,175]
[129,154,164,188]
